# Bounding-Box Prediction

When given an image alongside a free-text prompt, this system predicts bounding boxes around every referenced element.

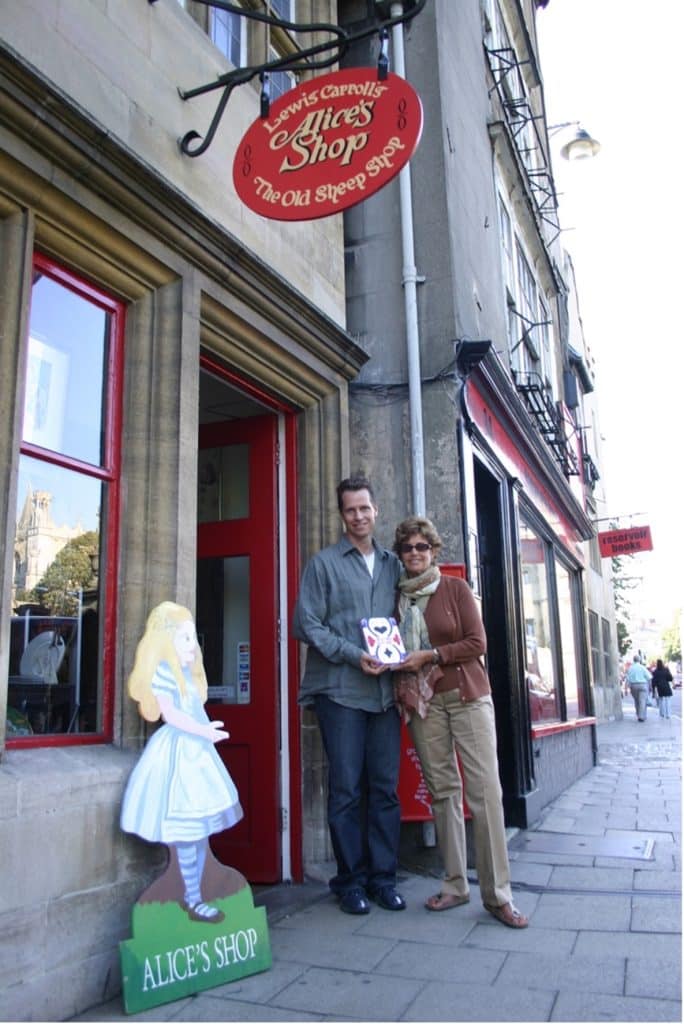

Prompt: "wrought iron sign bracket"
[149,0,426,157]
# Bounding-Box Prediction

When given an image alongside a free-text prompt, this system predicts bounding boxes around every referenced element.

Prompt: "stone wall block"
[0,906,46,989]
[1,948,121,1023]
[45,878,141,966]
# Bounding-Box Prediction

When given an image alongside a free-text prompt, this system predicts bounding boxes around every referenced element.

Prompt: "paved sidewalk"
[73,698,681,1022]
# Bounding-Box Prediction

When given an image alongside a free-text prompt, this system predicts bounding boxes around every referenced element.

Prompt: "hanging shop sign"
[232,67,423,221]
[598,525,653,558]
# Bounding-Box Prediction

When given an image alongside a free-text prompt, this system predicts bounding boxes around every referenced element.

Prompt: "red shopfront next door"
[196,414,280,882]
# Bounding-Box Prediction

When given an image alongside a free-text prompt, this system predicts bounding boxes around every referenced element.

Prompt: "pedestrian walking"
[651,658,674,718]
[390,514,528,929]
[292,476,405,915]
[625,654,652,721]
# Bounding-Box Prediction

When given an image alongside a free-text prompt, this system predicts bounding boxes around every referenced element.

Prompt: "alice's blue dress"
[121,661,243,843]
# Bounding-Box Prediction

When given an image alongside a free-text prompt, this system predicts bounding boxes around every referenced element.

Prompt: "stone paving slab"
[634,868,683,890]
[270,965,424,1021]
[547,864,636,890]
[65,996,192,1021]
[399,978,555,1022]
[573,930,682,961]
[270,921,397,971]
[171,993,323,1021]
[626,957,682,1001]
[604,812,639,827]
[509,849,596,867]
[631,894,682,933]
[508,860,553,886]
[494,950,625,995]
[594,854,675,870]
[550,989,681,1021]
[206,961,309,1004]
[460,920,577,956]
[356,902,484,946]
[531,891,632,930]
[374,939,506,984]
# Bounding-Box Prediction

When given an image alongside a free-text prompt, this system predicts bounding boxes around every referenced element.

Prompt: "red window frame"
[7,253,124,748]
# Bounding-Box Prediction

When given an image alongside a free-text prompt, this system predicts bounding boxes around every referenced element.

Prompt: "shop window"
[5,255,122,746]
[498,193,514,295]
[520,514,588,725]
[210,2,296,76]
[520,522,559,722]
[211,4,244,67]
[268,46,295,100]
[515,242,540,365]
[269,0,294,19]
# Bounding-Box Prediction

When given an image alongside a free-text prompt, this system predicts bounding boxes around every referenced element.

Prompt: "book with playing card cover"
[360,617,407,664]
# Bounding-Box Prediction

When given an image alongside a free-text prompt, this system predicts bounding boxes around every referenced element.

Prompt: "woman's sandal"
[484,902,529,928]
[183,900,225,924]
[425,892,470,912]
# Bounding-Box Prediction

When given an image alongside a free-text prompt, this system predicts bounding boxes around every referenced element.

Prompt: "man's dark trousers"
[315,694,401,896]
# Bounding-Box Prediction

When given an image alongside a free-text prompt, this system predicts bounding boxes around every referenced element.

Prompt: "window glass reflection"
[197,556,250,705]
[520,522,559,722]
[23,274,108,466]
[7,455,102,737]
[197,445,249,522]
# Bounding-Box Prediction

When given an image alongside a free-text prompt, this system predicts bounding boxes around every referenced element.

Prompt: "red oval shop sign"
[232,67,423,221]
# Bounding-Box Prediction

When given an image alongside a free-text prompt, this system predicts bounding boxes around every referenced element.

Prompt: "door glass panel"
[197,445,249,522]
[197,555,251,705]
[9,454,103,736]
[556,561,582,719]
[23,274,108,466]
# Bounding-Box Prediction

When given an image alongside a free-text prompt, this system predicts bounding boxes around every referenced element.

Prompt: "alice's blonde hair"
[128,601,208,722]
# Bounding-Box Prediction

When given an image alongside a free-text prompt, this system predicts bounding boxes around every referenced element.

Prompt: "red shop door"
[196,414,280,882]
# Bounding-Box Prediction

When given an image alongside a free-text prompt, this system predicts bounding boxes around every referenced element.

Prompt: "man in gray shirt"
[625,654,652,721]
[293,476,405,915]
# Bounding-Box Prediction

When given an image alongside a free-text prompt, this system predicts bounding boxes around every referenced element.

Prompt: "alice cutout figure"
[121,601,243,925]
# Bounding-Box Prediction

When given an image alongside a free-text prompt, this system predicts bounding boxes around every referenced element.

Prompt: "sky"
[536,0,684,629]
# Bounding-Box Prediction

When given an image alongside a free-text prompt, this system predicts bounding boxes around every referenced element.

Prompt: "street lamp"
[560,126,601,161]
[549,121,601,161]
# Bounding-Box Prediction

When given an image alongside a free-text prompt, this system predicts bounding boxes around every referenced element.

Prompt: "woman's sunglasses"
[400,542,432,553]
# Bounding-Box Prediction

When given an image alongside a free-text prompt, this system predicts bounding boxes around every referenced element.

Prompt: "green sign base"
[120,854,271,1014]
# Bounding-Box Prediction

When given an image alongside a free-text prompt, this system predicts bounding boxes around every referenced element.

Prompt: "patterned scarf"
[397,564,441,652]
[394,565,442,723]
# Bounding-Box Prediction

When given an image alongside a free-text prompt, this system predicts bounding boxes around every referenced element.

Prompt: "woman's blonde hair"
[127,601,208,722]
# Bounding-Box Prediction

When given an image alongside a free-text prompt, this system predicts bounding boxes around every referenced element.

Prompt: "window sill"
[531,717,596,738]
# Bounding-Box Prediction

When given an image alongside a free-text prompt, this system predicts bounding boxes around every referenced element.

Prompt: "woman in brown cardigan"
[392,515,528,928]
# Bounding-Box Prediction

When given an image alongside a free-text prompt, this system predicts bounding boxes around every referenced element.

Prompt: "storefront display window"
[5,255,122,745]
[520,517,588,725]
[520,522,559,722]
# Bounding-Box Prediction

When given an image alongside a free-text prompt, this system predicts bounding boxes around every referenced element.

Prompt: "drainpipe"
[391,1,434,852]
[391,2,426,516]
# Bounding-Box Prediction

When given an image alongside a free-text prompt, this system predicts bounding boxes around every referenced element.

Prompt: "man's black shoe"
[339,887,371,915]
[370,885,406,911]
